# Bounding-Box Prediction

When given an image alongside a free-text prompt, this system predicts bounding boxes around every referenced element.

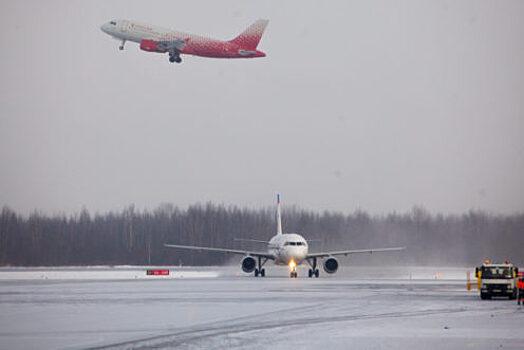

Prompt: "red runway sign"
[146,269,169,276]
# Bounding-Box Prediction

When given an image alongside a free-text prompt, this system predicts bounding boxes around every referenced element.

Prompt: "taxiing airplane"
[100,19,268,63]
[165,195,405,278]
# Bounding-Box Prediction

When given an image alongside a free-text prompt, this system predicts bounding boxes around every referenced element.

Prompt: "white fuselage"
[101,19,269,62]
[101,20,192,44]
[267,233,308,265]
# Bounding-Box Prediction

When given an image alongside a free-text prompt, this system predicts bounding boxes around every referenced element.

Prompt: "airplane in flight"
[100,19,268,64]
[165,195,405,278]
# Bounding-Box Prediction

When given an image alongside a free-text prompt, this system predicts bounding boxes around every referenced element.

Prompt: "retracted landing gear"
[119,40,126,50]
[254,256,268,277]
[168,50,182,63]
[306,257,320,278]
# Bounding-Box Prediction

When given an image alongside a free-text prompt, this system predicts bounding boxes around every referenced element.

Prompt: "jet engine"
[323,257,339,274]
[140,39,161,52]
[241,256,256,273]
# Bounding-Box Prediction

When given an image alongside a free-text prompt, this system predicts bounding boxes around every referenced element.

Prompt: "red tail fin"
[229,19,269,49]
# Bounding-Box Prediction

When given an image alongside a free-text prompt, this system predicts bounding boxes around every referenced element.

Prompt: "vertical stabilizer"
[230,19,269,49]
[276,194,283,235]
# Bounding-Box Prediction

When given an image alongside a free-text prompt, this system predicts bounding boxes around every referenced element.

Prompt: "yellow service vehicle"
[475,260,519,300]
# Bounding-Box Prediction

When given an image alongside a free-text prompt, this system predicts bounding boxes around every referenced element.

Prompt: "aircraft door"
[120,20,129,32]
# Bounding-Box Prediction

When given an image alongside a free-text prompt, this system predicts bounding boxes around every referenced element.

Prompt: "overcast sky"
[1,0,523,216]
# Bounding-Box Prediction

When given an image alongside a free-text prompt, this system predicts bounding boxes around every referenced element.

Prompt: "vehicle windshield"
[481,266,511,279]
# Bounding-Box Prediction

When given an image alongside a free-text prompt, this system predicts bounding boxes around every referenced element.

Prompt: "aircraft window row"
[284,241,305,246]
[110,21,117,25]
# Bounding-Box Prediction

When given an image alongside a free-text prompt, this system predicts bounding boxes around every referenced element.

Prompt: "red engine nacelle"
[140,39,162,52]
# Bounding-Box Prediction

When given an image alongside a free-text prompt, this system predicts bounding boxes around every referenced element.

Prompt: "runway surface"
[1,266,523,349]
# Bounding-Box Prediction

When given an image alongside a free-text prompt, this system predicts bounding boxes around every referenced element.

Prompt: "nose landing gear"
[289,260,298,278]
[119,40,126,50]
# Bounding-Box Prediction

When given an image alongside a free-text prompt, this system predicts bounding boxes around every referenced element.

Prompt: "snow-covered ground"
[0,266,522,349]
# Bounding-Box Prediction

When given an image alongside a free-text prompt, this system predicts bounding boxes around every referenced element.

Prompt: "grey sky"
[1,0,523,215]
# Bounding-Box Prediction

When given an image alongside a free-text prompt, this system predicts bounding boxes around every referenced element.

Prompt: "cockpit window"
[284,241,306,246]
[110,21,117,25]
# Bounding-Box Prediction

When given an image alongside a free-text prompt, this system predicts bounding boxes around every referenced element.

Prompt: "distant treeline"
[0,204,523,267]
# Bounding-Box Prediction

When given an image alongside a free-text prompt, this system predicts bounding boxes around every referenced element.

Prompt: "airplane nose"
[100,24,108,33]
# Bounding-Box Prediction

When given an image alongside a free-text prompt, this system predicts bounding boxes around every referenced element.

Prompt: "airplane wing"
[233,238,270,244]
[157,39,187,52]
[306,246,406,258]
[164,243,274,259]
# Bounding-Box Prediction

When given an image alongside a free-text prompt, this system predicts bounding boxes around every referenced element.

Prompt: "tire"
[261,269,265,277]
[308,269,312,278]
[254,269,259,277]
[175,57,182,63]
[481,292,488,300]
[315,269,319,278]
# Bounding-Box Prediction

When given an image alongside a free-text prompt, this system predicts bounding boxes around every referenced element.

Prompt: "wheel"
[261,269,265,277]
[315,269,319,278]
[254,269,259,277]
[308,269,313,278]
[175,56,182,63]
[169,56,176,63]
[481,292,491,300]
[119,46,124,50]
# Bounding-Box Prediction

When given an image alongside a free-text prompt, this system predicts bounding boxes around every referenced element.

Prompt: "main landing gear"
[119,40,126,50]
[308,269,319,278]
[307,257,320,278]
[254,256,268,277]
[168,50,182,63]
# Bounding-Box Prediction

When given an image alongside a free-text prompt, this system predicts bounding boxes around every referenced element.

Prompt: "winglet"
[276,193,282,235]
